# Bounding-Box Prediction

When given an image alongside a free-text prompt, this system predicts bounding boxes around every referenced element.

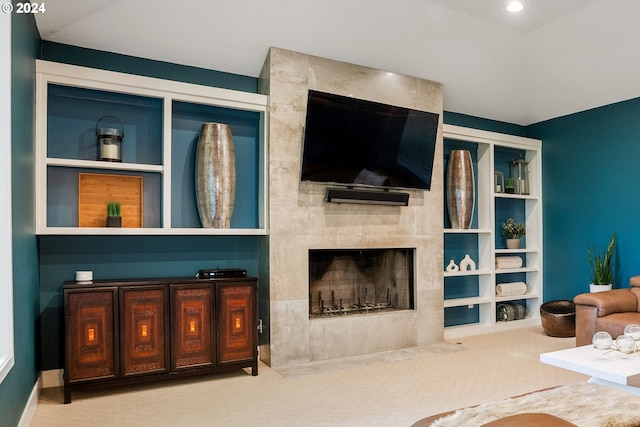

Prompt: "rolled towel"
[495,256,523,270]
[495,281,528,296]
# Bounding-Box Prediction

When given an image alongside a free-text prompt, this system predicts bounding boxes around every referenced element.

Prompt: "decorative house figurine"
[459,254,476,271]
[446,259,459,272]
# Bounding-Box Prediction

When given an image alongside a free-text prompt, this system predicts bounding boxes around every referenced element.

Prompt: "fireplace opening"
[308,248,415,318]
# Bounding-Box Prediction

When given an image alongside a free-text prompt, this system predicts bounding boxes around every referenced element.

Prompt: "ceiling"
[34,0,640,125]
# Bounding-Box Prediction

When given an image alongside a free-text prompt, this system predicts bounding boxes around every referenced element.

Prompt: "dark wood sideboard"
[63,276,258,403]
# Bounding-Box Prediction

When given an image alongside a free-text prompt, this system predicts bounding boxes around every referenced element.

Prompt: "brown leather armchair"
[573,276,640,346]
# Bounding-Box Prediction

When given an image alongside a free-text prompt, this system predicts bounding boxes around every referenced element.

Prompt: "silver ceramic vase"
[195,123,235,228]
[446,149,475,229]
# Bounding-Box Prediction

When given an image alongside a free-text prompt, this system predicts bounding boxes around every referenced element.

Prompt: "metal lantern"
[510,158,529,195]
[96,116,124,162]
[494,170,504,193]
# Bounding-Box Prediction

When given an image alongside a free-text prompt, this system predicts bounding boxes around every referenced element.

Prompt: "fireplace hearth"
[308,249,414,318]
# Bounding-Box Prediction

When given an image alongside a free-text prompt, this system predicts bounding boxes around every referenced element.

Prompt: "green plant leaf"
[587,233,615,285]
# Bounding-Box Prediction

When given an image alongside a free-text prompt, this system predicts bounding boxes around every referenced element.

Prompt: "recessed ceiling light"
[506,1,524,13]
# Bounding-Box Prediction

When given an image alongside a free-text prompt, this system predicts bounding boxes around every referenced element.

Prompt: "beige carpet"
[31,326,589,426]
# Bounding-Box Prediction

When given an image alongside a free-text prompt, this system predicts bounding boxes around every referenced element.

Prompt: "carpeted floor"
[31,326,589,426]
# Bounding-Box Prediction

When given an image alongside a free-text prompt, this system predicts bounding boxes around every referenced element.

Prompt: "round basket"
[540,300,576,338]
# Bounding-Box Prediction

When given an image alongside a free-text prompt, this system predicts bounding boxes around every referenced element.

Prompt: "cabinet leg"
[252,363,258,376]
[64,387,71,404]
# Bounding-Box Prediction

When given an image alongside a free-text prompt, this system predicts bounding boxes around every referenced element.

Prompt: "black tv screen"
[301,90,439,191]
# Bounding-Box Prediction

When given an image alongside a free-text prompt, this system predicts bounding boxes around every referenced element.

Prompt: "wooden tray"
[78,173,143,228]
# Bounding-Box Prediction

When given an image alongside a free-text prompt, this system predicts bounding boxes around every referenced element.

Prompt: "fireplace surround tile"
[260,47,444,368]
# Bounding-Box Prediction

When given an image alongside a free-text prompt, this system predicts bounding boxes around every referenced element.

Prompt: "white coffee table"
[540,345,640,396]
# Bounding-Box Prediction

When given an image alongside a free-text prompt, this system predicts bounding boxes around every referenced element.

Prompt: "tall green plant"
[587,233,615,285]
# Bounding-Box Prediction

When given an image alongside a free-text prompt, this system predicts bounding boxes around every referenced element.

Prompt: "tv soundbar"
[325,187,409,206]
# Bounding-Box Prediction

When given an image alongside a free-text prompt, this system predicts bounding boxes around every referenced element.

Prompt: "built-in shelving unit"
[443,124,542,339]
[35,60,268,235]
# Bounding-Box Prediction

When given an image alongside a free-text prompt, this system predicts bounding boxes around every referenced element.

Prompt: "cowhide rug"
[430,383,640,427]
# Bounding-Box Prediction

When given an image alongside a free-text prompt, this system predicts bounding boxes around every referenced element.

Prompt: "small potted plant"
[106,201,122,227]
[587,233,615,292]
[502,218,525,249]
[505,178,515,194]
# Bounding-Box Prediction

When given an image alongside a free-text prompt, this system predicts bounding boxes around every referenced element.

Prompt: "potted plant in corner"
[587,233,615,293]
[502,218,526,249]
[106,201,122,227]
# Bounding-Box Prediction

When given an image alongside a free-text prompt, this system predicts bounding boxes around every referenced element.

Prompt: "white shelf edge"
[444,269,492,278]
[494,267,539,274]
[46,158,164,173]
[36,60,268,113]
[495,248,539,254]
[444,297,492,308]
[494,193,539,200]
[36,227,268,236]
[495,293,540,303]
[443,124,541,148]
[444,228,491,234]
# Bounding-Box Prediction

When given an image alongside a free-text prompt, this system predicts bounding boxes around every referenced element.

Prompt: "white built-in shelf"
[443,228,492,234]
[443,269,492,278]
[36,60,269,236]
[495,267,539,274]
[443,124,542,339]
[495,248,537,254]
[496,292,540,303]
[494,193,538,200]
[46,158,164,173]
[444,296,493,308]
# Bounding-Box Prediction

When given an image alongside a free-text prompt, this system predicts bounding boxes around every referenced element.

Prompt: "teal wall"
[40,41,258,93]
[444,111,528,137]
[528,98,640,301]
[39,236,259,369]
[7,29,640,422]
[37,43,262,370]
[0,9,40,427]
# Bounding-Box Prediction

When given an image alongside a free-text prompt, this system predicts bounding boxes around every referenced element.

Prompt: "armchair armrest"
[574,289,637,316]
[573,289,639,346]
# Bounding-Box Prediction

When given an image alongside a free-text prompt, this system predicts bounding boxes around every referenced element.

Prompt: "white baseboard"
[41,368,63,388]
[17,375,40,427]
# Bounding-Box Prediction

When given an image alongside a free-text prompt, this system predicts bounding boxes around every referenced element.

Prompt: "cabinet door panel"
[121,287,169,376]
[65,289,117,382]
[171,285,214,370]
[218,284,255,363]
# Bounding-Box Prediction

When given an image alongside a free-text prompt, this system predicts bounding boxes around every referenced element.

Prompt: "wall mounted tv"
[301,90,439,191]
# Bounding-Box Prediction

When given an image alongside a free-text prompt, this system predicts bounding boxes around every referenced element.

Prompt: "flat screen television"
[301,90,439,191]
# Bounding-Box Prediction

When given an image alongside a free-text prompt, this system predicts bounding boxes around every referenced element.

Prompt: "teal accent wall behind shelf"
[39,236,259,370]
[528,97,640,301]
[0,10,40,427]
[36,42,263,371]
[39,41,258,93]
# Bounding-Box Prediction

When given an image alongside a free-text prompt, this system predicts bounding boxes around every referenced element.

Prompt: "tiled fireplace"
[259,48,444,368]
